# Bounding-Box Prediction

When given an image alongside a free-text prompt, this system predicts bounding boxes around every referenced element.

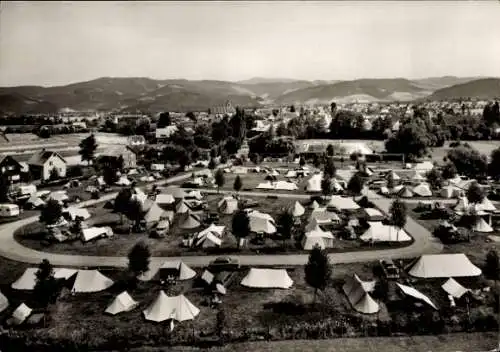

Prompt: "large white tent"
[241,268,293,289]
[343,274,379,314]
[160,261,196,281]
[396,283,437,310]
[360,222,411,242]
[302,225,334,250]
[81,226,113,242]
[194,224,224,248]
[248,210,276,234]
[11,268,38,290]
[143,292,200,322]
[72,270,114,293]
[412,183,432,197]
[105,291,139,315]
[327,196,360,211]
[472,217,494,233]
[275,181,298,191]
[0,290,8,313]
[407,254,481,278]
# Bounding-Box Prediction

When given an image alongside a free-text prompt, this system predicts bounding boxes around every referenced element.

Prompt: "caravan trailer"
[0,204,20,218]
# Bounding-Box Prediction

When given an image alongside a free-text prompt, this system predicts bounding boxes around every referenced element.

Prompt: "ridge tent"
[391,185,404,194]
[143,292,199,322]
[397,186,414,198]
[440,185,461,199]
[412,183,432,197]
[442,278,470,299]
[131,188,148,204]
[218,197,238,215]
[386,171,400,181]
[396,283,437,310]
[10,303,32,325]
[195,224,225,248]
[472,217,493,233]
[54,268,78,280]
[179,213,201,229]
[176,200,191,214]
[72,270,114,293]
[274,181,298,191]
[256,182,275,190]
[81,226,113,242]
[241,268,293,289]
[155,193,175,205]
[248,210,276,234]
[290,201,305,217]
[11,268,38,290]
[306,174,322,192]
[0,290,8,313]
[410,171,426,182]
[360,222,411,242]
[48,191,69,204]
[343,274,379,314]
[164,186,186,199]
[116,176,131,186]
[363,208,384,222]
[160,261,196,281]
[302,225,334,250]
[185,190,203,200]
[309,210,341,225]
[286,170,297,178]
[309,200,320,210]
[144,202,167,225]
[327,196,360,211]
[407,254,481,278]
[413,161,434,172]
[105,291,139,315]
[63,207,91,221]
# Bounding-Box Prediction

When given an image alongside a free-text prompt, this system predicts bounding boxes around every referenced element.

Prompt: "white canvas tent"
[386,170,400,181]
[309,200,320,210]
[248,210,276,234]
[241,268,293,289]
[412,183,432,197]
[442,278,470,299]
[160,261,196,281]
[413,161,434,172]
[218,197,238,215]
[290,201,305,217]
[105,291,139,315]
[407,254,481,278]
[472,217,493,233]
[410,171,426,182]
[274,181,298,191]
[309,210,341,225]
[26,194,45,208]
[396,283,437,309]
[343,274,379,314]
[81,226,113,242]
[327,196,360,211]
[176,200,191,214]
[144,202,167,224]
[54,268,78,280]
[11,268,38,290]
[0,290,8,313]
[364,208,384,221]
[63,207,91,221]
[256,182,275,190]
[11,303,32,325]
[360,222,411,242]
[302,225,334,250]
[143,292,200,322]
[195,224,225,248]
[155,193,175,205]
[116,176,131,186]
[306,174,322,192]
[440,185,461,199]
[179,213,201,229]
[48,191,69,204]
[72,270,114,293]
[397,186,414,198]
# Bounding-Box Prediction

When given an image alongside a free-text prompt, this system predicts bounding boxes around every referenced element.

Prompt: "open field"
[14,195,405,257]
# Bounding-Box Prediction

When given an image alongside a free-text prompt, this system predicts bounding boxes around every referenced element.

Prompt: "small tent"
[10,303,32,325]
[360,222,411,242]
[26,194,45,209]
[306,174,322,192]
[160,260,196,281]
[440,185,461,199]
[327,196,360,211]
[48,191,69,204]
[143,292,200,322]
[105,291,139,315]
[477,197,497,212]
[343,274,379,314]
[116,176,131,186]
[0,290,9,313]
[274,181,298,191]
[218,197,238,215]
[155,193,175,205]
[194,224,225,248]
[397,186,414,198]
[386,170,400,181]
[302,225,334,250]
[63,207,91,221]
[81,226,113,242]
[442,278,470,299]
[410,171,426,182]
[179,212,201,230]
[144,202,167,225]
[472,217,493,233]
[396,283,437,310]
[248,210,276,234]
[412,183,432,197]
[413,161,434,172]
[256,182,275,190]
[290,201,305,217]
[309,210,341,225]
[72,270,114,293]
[11,268,38,290]
[241,268,293,289]
[363,208,384,221]
[407,254,481,278]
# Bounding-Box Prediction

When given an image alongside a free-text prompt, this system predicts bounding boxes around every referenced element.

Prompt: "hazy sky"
[1,1,500,87]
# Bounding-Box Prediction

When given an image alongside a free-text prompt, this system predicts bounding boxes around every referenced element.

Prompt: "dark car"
[208,257,240,272]
[379,259,400,280]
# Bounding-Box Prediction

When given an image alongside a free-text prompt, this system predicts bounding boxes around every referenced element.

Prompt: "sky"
[1,1,500,87]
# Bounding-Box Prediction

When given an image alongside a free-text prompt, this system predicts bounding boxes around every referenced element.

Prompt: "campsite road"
[0,174,443,268]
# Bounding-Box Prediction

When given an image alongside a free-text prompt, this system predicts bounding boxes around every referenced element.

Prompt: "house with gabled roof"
[27,149,67,181]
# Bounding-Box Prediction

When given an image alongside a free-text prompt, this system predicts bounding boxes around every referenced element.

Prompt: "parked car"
[208,257,240,272]
[379,259,400,280]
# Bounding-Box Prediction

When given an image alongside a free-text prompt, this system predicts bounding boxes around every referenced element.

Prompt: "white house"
[27,150,67,181]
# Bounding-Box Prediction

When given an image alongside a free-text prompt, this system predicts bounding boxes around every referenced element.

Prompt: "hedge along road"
[0,173,443,269]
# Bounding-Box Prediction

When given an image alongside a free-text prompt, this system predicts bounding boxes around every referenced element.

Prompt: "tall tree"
[0,172,11,203]
[215,169,225,193]
[347,173,364,198]
[157,112,171,128]
[442,162,457,180]
[385,122,431,161]
[39,199,63,225]
[278,210,294,248]
[489,147,500,180]
[485,249,500,280]
[466,182,485,205]
[208,158,217,170]
[299,156,306,167]
[233,175,242,194]
[426,168,443,190]
[326,144,334,157]
[447,146,488,179]
[232,210,250,249]
[79,134,98,165]
[33,259,58,308]
[216,308,227,344]
[128,241,151,278]
[323,157,336,178]
[386,171,396,190]
[389,199,407,241]
[126,199,145,229]
[114,188,133,224]
[321,175,332,200]
[304,245,332,303]
[103,166,119,186]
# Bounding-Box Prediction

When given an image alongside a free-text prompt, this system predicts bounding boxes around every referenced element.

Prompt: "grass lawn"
[14,195,408,257]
